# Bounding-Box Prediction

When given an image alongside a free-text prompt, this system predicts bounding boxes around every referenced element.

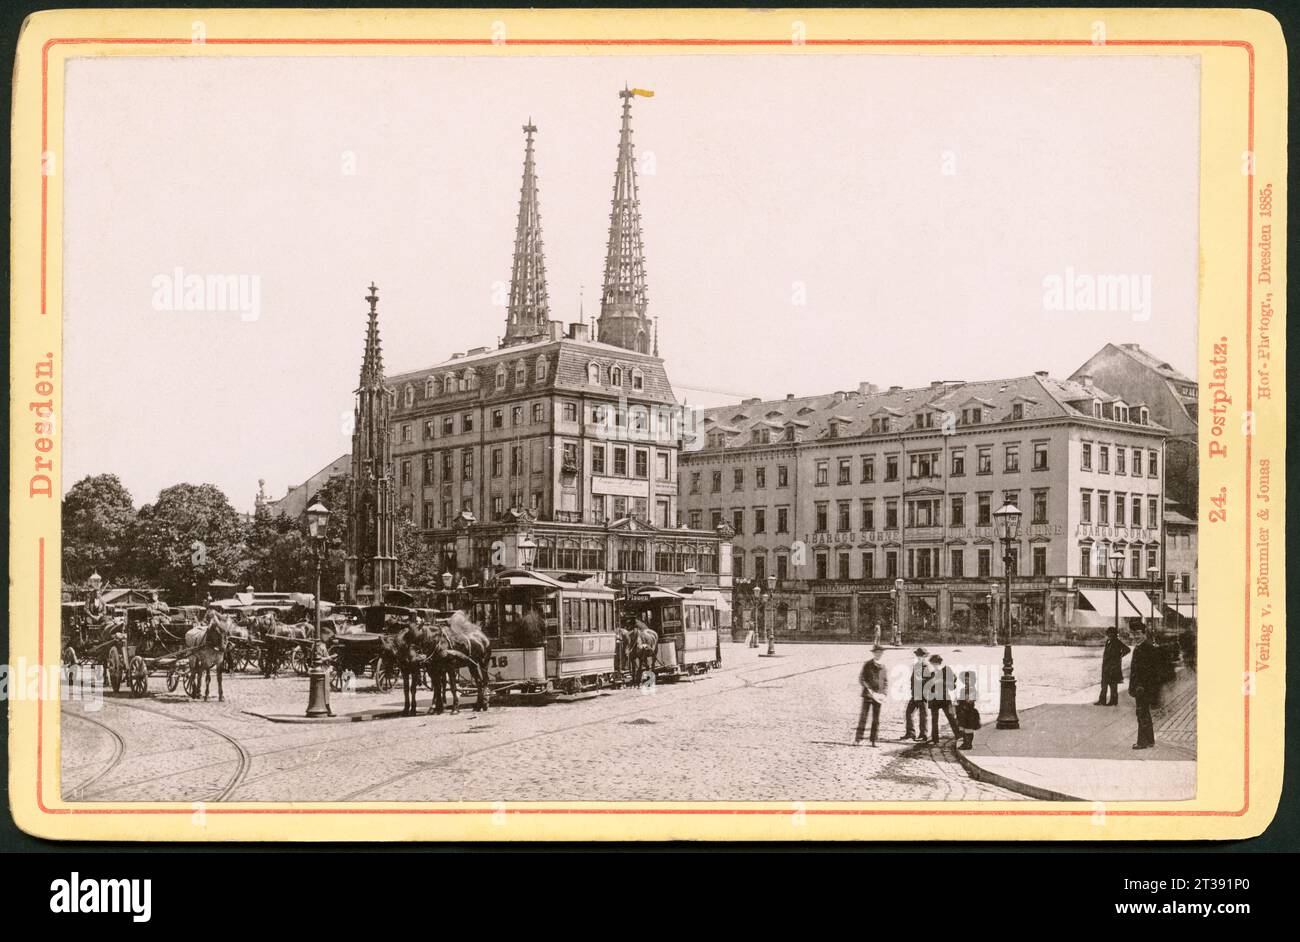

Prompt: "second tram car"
[466,569,620,696]
[624,586,722,679]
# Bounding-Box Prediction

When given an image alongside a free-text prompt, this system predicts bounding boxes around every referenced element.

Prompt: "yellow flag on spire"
[630,88,654,98]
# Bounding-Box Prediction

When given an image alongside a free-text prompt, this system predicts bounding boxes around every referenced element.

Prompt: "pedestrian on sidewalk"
[891,620,901,647]
[901,647,930,741]
[955,670,981,751]
[1128,625,1159,749]
[855,644,889,747]
[924,654,962,744]
[1095,626,1131,706]
[873,622,882,647]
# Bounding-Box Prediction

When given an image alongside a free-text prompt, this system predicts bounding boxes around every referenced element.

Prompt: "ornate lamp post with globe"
[764,572,778,656]
[992,502,1022,730]
[1109,549,1126,639]
[304,500,332,718]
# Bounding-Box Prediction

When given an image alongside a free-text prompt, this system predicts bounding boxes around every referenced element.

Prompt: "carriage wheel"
[166,668,181,693]
[105,647,124,693]
[184,669,202,700]
[129,656,148,697]
[290,648,308,676]
[376,665,396,692]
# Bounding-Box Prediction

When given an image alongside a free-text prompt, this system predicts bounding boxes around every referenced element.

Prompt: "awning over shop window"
[1077,588,1145,618]
[1122,590,1157,618]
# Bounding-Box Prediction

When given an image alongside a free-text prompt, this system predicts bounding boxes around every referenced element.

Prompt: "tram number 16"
[489,655,509,669]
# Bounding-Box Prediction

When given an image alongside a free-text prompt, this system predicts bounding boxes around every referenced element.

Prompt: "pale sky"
[62,53,1200,512]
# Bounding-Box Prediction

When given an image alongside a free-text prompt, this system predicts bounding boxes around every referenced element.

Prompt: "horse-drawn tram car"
[465,569,621,697]
[622,586,722,679]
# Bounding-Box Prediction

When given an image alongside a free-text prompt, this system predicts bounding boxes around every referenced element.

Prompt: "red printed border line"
[33,35,1255,821]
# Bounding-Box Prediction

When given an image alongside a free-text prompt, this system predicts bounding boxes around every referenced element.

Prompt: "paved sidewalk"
[955,671,1196,801]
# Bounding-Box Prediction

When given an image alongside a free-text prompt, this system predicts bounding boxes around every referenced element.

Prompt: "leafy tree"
[129,483,244,603]
[62,473,136,584]
[395,515,441,590]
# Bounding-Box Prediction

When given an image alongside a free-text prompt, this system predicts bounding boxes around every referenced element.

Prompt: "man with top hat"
[901,647,931,742]
[855,644,889,747]
[1128,624,1160,749]
[1095,626,1131,706]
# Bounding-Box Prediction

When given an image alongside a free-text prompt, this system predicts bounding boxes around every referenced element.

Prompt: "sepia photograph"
[53,49,1201,805]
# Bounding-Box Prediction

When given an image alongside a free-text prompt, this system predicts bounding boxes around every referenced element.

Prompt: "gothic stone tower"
[344,282,397,603]
[501,121,552,347]
[597,88,654,354]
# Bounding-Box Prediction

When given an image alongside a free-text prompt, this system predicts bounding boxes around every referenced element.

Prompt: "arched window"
[610,366,623,387]
[404,385,414,407]
[515,360,526,386]
[587,362,601,385]
[494,365,506,389]
[463,368,478,391]
[425,378,436,398]
[535,355,548,383]
[444,373,456,394]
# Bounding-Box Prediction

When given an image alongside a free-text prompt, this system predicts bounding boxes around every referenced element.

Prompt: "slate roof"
[386,337,677,409]
[696,373,1166,450]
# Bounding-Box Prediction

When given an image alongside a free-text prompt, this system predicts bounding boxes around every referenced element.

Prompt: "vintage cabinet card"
[7,8,1287,841]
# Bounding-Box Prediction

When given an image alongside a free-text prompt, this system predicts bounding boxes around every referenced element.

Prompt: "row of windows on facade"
[689,490,1160,537]
[394,359,647,409]
[407,493,673,530]
[395,398,674,445]
[714,401,1153,448]
[397,442,673,488]
[530,539,719,574]
[689,444,1159,495]
[735,540,1161,584]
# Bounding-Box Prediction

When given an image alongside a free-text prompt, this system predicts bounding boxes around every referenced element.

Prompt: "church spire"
[358,282,384,389]
[597,87,653,354]
[503,120,551,346]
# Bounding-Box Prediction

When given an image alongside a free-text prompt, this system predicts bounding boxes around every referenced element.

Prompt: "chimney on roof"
[742,397,761,406]
[568,322,590,342]
[930,380,944,388]
[1034,370,1048,377]
[889,385,902,393]
[858,381,878,396]
[786,393,795,401]
[833,391,847,403]
[1122,342,1140,350]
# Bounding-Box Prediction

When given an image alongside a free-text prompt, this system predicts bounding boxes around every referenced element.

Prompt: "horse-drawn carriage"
[61,597,211,697]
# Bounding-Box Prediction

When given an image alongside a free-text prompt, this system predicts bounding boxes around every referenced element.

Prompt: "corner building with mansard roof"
[679,370,1172,641]
[369,93,729,595]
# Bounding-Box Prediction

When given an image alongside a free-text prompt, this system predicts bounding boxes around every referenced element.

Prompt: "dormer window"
[515,360,526,386]
[1139,406,1149,425]
[1092,400,1102,418]
[494,365,507,390]
[1011,403,1024,421]
[463,368,478,391]
[631,368,644,391]
[914,412,934,429]
[425,378,436,398]
[960,407,982,425]
[784,426,797,442]
[535,356,548,383]
[610,366,623,387]
[587,362,600,385]
[871,417,891,434]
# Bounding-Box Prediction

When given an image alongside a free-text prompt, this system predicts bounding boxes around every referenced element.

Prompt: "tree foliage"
[61,474,136,584]
[129,483,245,603]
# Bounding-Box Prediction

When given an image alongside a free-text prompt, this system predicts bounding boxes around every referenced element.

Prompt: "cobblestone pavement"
[60,642,1107,803]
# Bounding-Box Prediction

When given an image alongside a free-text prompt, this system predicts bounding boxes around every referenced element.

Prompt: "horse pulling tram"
[465,569,621,698]
[622,586,722,680]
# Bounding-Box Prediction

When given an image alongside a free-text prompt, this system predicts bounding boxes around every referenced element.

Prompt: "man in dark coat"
[924,654,963,743]
[1128,625,1160,749]
[901,647,931,741]
[1095,626,1131,706]
[855,644,889,746]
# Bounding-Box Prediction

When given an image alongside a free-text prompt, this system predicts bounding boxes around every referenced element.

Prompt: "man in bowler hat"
[901,647,930,741]
[855,644,889,747]
[924,653,963,743]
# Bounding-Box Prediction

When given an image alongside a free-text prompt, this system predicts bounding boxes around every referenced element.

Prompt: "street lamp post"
[1108,549,1126,639]
[765,573,777,656]
[305,501,332,718]
[1146,566,1161,642]
[893,577,904,646]
[748,582,760,648]
[985,590,995,645]
[992,502,1022,730]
